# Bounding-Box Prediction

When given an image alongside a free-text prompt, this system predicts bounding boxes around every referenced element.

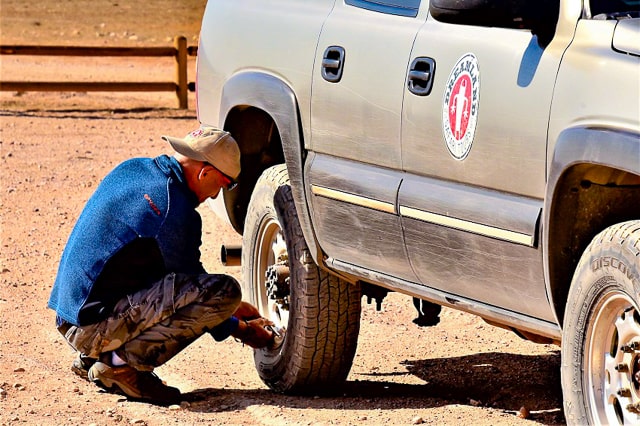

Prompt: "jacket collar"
[155,155,199,206]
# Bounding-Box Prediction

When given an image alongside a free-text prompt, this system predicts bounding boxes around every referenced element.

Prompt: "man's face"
[196,163,236,202]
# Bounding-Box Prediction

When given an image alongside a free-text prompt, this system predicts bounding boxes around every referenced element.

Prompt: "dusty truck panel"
[196,0,640,422]
[197,0,336,253]
[196,0,336,134]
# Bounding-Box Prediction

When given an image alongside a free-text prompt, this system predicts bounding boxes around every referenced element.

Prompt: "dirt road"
[0,1,565,425]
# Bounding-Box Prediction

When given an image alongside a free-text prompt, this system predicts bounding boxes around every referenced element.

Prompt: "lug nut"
[616,363,630,372]
[627,403,640,414]
[621,342,640,353]
[618,388,632,398]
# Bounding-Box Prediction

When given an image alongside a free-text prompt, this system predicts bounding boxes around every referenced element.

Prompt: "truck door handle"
[321,46,345,83]
[407,57,435,96]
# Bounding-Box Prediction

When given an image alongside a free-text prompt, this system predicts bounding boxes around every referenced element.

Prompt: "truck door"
[399,1,572,321]
[307,1,426,280]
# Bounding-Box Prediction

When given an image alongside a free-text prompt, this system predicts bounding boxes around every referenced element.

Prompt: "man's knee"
[200,274,241,307]
[224,275,242,306]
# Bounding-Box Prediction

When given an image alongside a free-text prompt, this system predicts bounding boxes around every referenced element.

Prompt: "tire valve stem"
[618,388,632,398]
[616,363,630,372]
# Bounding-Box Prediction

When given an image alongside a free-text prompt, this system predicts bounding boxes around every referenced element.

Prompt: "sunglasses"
[215,167,238,191]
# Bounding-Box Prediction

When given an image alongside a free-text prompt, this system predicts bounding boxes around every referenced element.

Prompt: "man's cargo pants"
[56,273,241,371]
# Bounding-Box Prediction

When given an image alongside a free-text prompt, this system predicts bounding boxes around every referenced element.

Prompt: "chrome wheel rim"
[586,290,640,424]
[253,216,289,331]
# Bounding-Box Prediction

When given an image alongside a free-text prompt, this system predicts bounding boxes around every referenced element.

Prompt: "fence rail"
[0,36,197,109]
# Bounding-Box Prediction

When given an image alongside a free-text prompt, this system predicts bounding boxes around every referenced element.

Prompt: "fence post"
[174,36,188,109]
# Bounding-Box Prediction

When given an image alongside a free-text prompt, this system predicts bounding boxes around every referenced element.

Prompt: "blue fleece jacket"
[48,155,206,326]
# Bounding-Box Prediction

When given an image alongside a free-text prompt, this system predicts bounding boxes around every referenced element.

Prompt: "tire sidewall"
[240,167,284,309]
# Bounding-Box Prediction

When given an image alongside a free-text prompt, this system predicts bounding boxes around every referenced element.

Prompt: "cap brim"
[161,135,207,163]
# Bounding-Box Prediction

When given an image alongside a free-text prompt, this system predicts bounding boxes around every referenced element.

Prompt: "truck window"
[589,0,640,18]
[345,0,421,17]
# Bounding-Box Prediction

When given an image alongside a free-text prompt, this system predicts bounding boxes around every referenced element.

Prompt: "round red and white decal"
[442,53,480,160]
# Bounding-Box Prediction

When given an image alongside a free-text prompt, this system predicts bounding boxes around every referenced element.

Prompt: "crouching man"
[48,125,273,405]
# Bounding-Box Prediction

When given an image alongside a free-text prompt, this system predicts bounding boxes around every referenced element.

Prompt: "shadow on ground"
[182,351,564,425]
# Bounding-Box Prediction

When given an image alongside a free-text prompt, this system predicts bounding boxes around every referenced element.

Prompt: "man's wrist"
[210,316,240,341]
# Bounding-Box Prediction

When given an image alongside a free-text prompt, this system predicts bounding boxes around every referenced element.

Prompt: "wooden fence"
[0,36,197,109]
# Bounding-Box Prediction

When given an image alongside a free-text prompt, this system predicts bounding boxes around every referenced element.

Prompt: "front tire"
[241,164,361,394]
[561,220,640,425]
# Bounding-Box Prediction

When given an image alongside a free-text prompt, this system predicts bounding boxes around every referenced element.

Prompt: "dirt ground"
[0,1,566,425]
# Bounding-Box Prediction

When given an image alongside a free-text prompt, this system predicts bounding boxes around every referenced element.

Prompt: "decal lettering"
[442,53,480,161]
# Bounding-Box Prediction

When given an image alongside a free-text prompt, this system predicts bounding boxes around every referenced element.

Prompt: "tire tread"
[244,164,361,394]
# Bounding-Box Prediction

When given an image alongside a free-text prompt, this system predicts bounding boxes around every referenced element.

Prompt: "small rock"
[180,401,190,409]
[13,367,25,373]
[412,416,425,424]
[168,404,181,411]
[469,399,481,407]
[518,406,530,419]
[129,419,146,425]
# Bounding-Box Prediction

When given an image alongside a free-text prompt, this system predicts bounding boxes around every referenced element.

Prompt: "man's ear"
[198,164,215,181]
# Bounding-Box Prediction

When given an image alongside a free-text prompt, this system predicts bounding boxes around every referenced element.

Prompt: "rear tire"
[561,220,640,425]
[241,164,361,394]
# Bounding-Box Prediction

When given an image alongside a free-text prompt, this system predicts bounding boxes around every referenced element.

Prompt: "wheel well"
[548,163,640,325]
[222,105,285,233]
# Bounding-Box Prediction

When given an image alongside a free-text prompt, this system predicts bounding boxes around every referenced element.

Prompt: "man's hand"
[233,301,262,321]
[232,317,276,349]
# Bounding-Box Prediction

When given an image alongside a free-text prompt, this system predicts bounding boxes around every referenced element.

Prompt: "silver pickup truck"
[195,0,640,423]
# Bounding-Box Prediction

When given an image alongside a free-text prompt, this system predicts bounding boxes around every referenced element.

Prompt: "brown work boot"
[88,356,181,405]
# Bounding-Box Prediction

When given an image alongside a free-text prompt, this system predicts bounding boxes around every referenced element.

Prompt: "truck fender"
[218,71,323,263]
[543,126,640,325]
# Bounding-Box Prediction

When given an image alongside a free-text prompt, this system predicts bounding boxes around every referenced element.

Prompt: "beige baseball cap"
[162,125,241,179]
